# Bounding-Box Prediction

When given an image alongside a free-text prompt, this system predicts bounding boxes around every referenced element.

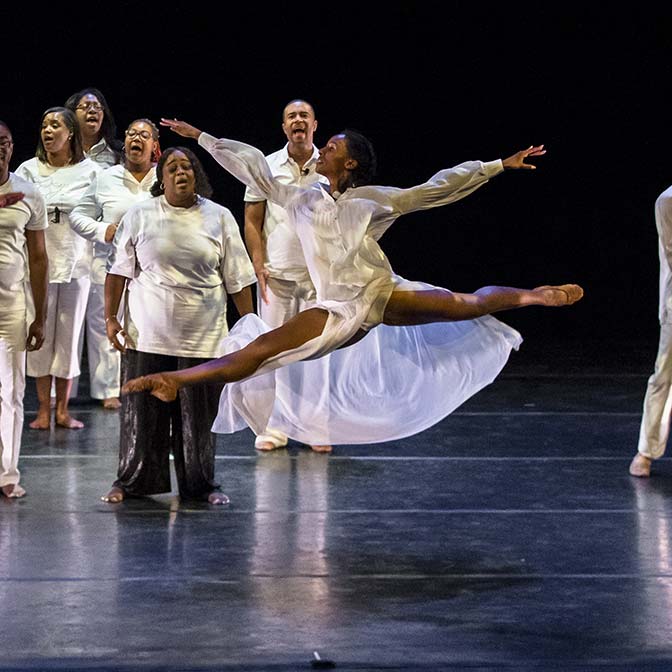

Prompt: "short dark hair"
[65,87,122,159]
[282,99,316,120]
[150,146,213,198]
[36,107,85,164]
[341,128,377,188]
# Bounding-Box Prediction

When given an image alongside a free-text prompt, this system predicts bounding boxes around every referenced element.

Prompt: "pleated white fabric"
[212,281,522,445]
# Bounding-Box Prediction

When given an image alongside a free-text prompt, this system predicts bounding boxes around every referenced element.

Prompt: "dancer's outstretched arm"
[160,119,302,208]
[367,145,546,217]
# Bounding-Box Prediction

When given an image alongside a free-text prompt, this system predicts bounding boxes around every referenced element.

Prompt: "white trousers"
[0,342,25,487]
[638,323,672,459]
[84,283,120,399]
[256,275,318,448]
[27,278,90,380]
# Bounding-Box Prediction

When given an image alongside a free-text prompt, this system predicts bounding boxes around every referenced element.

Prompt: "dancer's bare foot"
[102,397,121,410]
[534,284,584,306]
[101,486,125,503]
[2,484,26,498]
[310,445,333,453]
[256,441,284,451]
[29,408,51,430]
[207,491,230,505]
[122,373,179,402]
[55,413,84,429]
[629,453,652,478]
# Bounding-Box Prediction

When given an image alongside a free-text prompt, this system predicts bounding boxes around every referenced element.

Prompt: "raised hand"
[0,192,25,208]
[160,118,202,140]
[502,145,546,170]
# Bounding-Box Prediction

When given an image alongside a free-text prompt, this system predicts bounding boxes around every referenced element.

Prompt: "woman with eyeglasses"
[70,119,161,411]
[15,107,100,429]
[100,146,256,504]
[65,88,121,168]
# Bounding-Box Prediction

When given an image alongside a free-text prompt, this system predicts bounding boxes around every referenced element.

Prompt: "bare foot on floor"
[534,284,584,306]
[310,445,333,453]
[2,484,26,498]
[102,397,121,410]
[56,414,84,429]
[101,486,125,503]
[208,491,230,505]
[629,453,652,478]
[122,373,178,402]
[255,441,286,451]
[29,409,51,430]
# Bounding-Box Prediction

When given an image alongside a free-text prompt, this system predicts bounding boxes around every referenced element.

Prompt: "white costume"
[638,185,672,459]
[0,174,48,487]
[15,157,100,379]
[198,133,522,445]
[70,166,155,398]
[108,195,256,357]
[244,144,328,448]
[86,138,118,169]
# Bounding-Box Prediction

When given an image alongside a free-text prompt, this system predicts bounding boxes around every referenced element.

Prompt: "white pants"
[0,342,25,487]
[259,275,317,329]
[256,275,318,448]
[27,277,90,380]
[638,323,672,459]
[84,283,120,399]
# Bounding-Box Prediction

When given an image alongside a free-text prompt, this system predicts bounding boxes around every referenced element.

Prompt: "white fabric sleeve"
[219,209,257,294]
[243,184,266,203]
[69,175,109,243]
[198,133,299,208]
[657,192,672,272]
[107,211,138,279]
[364,159,504,216]
[24,186,48,231]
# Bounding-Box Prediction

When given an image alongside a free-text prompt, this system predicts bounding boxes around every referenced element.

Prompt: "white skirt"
[212,280,523,445]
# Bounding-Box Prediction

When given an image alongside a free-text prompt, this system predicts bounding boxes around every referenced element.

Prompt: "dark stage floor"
[2,336,672,671]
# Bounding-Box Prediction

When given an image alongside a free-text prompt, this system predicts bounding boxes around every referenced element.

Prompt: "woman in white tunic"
[101,147,256,504]
[70,119,159,410]
[123,119,583,446]
[16,107,100,430]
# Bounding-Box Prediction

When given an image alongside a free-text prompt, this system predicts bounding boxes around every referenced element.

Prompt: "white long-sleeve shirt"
[86,138,118,168]
[244,144,327,281]
[70,165,156,284]
[109,195,256,357]
[16,157,100,283]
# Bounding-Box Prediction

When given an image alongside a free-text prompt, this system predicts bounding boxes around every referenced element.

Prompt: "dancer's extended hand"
[160,118,202,140]
[502,145,546,170]
[0,192,25,208]
[122,373,179,403]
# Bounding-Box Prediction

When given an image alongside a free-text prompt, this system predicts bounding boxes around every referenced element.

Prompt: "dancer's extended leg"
[382,284,583,326]
[122,308,330,401]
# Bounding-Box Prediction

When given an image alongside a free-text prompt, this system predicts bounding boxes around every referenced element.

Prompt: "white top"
[15,157,101,283]
[656,185,672,323]
[70,165,156,284]
[244,144,327,280]
[86,138,118,168]
[0,173,48,319]
[109,195,256,357]
[198,132,504,371]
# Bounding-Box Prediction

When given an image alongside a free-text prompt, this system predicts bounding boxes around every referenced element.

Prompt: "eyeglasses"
[76,102,103,112]
[0,139,13,148]
[125,129,153,140]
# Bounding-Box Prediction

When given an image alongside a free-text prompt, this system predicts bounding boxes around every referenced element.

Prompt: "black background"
[3,5,671,345]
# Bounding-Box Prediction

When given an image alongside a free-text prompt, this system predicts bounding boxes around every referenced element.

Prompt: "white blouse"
[15,157,100,283]
[0,174,48,348]
[70,165,156,284]
[109,195,256,358]
[86,138,118,168]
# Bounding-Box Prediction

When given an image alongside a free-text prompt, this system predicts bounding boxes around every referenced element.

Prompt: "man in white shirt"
[0,121,48,498]
[631,185,672,477]
[244,99,332,452]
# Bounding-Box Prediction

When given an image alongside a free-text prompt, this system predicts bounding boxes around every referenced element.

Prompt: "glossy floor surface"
[2,337,672,671]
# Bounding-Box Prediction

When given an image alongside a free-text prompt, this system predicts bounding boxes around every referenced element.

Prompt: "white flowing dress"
[198,133,523,445]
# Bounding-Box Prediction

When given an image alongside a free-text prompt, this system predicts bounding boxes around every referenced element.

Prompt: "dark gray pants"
[114,349,223,499]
